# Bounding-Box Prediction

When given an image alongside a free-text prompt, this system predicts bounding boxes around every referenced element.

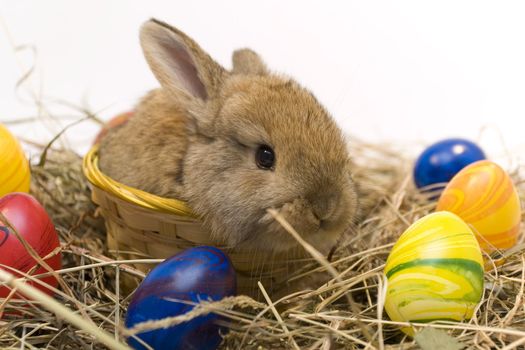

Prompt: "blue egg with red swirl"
[414,138,486,190]
[125,246,237,350]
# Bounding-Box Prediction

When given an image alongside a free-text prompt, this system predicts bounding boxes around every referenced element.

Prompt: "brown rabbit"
[98,19,358,256]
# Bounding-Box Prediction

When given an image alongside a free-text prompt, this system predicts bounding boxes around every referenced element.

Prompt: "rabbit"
[98,18,359,257]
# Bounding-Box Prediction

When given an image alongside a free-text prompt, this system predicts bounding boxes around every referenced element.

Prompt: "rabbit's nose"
[310,192,340,223]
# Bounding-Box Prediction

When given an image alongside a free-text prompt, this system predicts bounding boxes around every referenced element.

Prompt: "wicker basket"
[82,144,300,297]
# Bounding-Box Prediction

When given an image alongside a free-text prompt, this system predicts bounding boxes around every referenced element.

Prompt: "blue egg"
[125,246,237,350]
[414,138,486,189]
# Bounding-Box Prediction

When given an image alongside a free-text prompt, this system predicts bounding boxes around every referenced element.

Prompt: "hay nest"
[0,136,524,350]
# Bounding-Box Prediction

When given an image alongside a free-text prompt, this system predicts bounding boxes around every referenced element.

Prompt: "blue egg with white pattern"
[125,246,237,350]
[414,138,486,190]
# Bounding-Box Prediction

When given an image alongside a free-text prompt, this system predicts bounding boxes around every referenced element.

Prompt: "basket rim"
[82,144,195,217]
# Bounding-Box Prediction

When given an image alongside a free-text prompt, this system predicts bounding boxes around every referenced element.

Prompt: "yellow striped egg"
[437,160,521,253]
[384,211,484,336]
[0,124,31,196]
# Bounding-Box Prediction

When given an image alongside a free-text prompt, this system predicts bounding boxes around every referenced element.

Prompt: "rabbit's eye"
[255,145,275,170]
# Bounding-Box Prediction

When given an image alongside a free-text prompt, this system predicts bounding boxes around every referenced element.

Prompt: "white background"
[1,1,525,163]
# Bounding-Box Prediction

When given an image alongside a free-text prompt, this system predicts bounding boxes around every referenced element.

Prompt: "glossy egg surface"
[437,160,521,252]
[0,124,30,196]
[0,193,61,298]
[384,211,484,336]
[125,246,237,350]
[414,138,485,189]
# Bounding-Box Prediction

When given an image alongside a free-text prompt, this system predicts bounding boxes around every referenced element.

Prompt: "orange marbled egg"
[437,160,521,252]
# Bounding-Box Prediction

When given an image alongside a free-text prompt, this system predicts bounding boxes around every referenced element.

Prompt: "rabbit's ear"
[140,19,226,101]
[232,49,267,75]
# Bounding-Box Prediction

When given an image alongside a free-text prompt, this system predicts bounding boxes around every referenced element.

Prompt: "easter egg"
[125,246,237,350]
[0,193,61,298]
[384,211,484,336]
[437,160,521,253]
[93,111,133,145]
[414,138,485,189]
[0,124,31,196]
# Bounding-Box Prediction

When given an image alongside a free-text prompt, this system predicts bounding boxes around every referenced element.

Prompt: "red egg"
[0,193,61,298]
[93,111,133,145]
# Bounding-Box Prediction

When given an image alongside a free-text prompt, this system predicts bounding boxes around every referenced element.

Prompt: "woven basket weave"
[82,144,297,297]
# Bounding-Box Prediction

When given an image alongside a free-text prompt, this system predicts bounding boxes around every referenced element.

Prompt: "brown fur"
[99,19,358,255]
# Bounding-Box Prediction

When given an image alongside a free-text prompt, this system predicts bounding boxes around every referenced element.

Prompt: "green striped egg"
[384,211,484,336]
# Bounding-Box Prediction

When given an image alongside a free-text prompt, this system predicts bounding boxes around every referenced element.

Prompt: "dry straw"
[0,135,524,349]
